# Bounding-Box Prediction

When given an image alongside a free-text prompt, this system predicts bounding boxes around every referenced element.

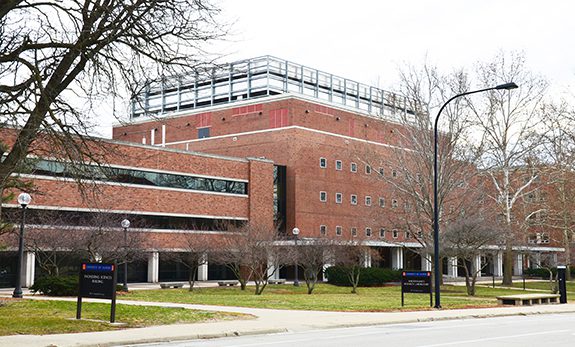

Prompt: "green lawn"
[483,280,575,294]
[123,284,530,312]
[0,299,248,336]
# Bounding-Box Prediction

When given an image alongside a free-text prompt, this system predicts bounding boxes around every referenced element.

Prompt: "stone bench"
[160,282,185,289]
[218,280,239,286]
[269,279,286,284]
[497,293,560,306]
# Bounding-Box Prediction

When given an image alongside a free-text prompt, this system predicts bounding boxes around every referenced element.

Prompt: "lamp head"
[121,219,130,229]
[17,192,31,208]
[495,82,518,90]
[292,227,300,236]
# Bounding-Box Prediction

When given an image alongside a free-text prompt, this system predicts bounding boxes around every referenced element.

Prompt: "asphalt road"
[124,313,575,347]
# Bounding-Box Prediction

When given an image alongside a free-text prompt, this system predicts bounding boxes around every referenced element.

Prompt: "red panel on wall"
[196,112,212,128]
[348,118,355,136]
[233,104,263,116]
[269,109,288,128]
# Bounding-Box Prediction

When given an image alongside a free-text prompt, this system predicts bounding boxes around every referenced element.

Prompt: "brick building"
[0,56,565,288]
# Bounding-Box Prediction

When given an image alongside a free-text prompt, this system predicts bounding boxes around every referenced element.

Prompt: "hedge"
[30,276,79,296]
[325,266,402,286]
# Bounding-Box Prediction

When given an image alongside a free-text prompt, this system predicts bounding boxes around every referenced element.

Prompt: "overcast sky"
[100,0,575,136]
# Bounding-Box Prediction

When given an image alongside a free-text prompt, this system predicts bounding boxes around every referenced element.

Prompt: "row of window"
[319,191,398,208]
[23,158,248,195]
[319,157,398,177]
[319,225,410,239]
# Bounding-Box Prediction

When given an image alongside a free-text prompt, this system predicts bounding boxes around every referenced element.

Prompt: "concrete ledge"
[496,293,560,306]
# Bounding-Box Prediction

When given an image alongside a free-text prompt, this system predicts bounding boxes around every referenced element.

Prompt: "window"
[335,193,343,204]
[379,167,384,176]
[28,158,248,195]
[320,191,327,202]
[350,162,357,172]
[198,127,210,139]
[405,231,411,239]
[392,169,398,178]
[365,227,372,237]
[365,165,372,174]
[320,157,327,168]
[379,228,385,238]
[392,199,398,208]
[392,229,399,239]
[335,160,343,171]
[365,196,372,206]
[336,226,342,236]
[350,194,358,205]
[351,227,357,237]
[320,225,327,236]
[379,197,385,207]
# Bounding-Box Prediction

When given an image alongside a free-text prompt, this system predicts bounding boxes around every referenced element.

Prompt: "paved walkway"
[2,283,575,347]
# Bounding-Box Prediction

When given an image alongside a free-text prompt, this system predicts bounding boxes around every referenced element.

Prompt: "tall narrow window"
[320,225,327,236]
[379,197,385,207]
[365,227,372,237]
[379,228,385,238]
[351,227,357,237]
[351,162,357,172]
[336,226,342,236]
[335,193,343,204]
[392,229,399,239]
[335,160,343,171]
[365,165,372,175]
[365,196,372,206]
[319,157,327,168]
[319,191,327,202]
[351,194,357,205]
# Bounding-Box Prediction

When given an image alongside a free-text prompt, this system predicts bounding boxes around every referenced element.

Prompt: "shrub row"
[30,276,79,296]
[325,266,402,286]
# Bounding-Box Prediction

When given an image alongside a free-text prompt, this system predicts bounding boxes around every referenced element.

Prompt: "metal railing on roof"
[130,56,413,121]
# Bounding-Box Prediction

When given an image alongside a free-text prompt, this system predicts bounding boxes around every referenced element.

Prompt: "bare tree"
[0,1,227,220]
[163,233,212,291]
[537,101,575,279]
[293,237,336,295]
[443,214,505,296]
[333,240,380,294]
[469,51,548,285]
[217,223,283,295]
[367,61,479,284]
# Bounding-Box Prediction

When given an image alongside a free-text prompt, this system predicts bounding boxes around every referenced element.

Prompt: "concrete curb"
[83,328,289,347]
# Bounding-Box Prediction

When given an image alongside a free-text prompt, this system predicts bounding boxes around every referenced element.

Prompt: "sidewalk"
[2,286,575,347]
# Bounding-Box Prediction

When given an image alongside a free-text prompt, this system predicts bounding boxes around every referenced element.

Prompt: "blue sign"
[83,263,114,272]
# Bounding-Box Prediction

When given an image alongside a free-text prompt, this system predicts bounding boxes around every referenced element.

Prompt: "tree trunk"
[502,245,514,286]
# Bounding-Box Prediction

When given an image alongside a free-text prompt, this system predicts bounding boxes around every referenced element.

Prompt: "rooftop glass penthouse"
[130,56,413,121]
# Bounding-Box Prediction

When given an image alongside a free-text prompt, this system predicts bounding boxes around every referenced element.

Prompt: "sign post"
[401,271,432,307]
[77,263,118,323]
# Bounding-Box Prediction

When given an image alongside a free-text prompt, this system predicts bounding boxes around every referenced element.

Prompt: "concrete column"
[21,251,35,287]
[161,125,166,147]
[494,252,503,277]
[391,247,404,270]
[421,253,432,271]
[363,249,372,268]
[197,253,208,281]
[322,250,334,282]
[150,128,155,145]
[514,253,523,275]
[533,252,542,268]
[147,251,159,283]
[552,253,558,266]
[473,255,482,278]
[447,257,458,278]
[267,254,279,280]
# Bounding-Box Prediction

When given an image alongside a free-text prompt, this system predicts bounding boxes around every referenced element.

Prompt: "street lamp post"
[12,192,31,298]
[121,219,130,292]
[433,82,518,309]
[292,227,300,287]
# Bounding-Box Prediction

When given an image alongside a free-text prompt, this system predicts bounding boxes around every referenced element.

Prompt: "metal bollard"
[557,265,567,304]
